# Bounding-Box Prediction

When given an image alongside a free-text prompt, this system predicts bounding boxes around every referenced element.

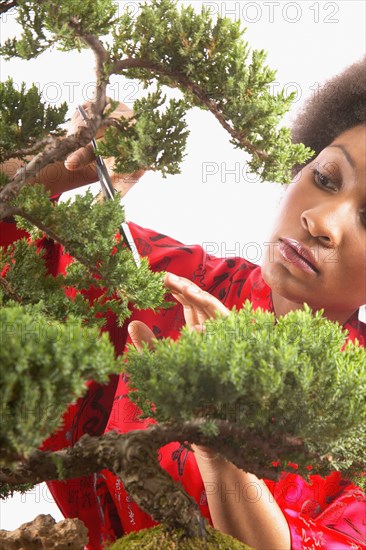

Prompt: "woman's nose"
[301,202,348,248]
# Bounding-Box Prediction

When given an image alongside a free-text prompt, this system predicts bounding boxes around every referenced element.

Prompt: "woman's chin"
[262,261,314,315]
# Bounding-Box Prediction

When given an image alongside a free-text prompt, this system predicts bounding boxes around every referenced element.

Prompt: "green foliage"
[0,482,35,501]
[111,0,312,182]
[50,454,66,481]
[0,0,117,58]
[0,237,82,321]
[126,303,366,481]
[1,2,51,59]
[6,185,167,324]
[2,0,312,182]
[0,301,120,466]
[0,78,67,161]
[108,524,251,549]
[98,87,189,177]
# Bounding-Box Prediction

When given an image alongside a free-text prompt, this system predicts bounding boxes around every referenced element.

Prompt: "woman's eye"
[312,169,339,191]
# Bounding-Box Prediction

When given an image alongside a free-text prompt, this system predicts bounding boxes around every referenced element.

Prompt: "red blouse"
[1,219,365,549]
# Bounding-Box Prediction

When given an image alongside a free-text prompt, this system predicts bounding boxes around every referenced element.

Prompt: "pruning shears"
[77,105,141,268]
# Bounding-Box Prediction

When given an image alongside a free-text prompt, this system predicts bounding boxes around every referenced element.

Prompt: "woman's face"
[262,125,366,323]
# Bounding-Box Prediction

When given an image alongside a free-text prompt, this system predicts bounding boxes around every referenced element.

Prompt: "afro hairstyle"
[291,56,366,169]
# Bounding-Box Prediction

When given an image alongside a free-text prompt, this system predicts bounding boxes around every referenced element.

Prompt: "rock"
[0,514,88,549]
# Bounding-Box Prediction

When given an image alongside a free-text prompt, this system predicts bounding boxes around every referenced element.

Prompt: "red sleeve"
[128,221,258,306]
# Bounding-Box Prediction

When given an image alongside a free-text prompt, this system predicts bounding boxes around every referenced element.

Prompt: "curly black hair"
[291,56,366,168]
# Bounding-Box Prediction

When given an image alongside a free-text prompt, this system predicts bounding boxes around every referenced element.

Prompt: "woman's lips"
[278,238,319,274]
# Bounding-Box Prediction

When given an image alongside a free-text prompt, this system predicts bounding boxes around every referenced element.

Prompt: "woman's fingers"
[64,102,145,196]
[64,103,96,172]
[64,143,96,171]
[171,291,204,329]
[128,320,156,352]
[164,272,230,329]
[128,276,228,352]
[64,101,135,170]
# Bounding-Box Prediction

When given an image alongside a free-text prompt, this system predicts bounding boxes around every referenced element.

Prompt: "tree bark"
[0,420,305,536]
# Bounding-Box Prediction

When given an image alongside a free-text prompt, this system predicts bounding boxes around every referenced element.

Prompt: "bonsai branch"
[0,137,56,163]
[0,20,113,221]
[0,276,24,304]
[0,129,98,220]
[2,206,130,303]
[113,57,268,161]
[0,1,18,15]
[0,429,203,536]
[0,420,306,533]
[68,19,109,112]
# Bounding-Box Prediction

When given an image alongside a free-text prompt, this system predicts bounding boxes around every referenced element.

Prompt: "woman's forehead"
[330,125,366,156]
[321,125,366,173]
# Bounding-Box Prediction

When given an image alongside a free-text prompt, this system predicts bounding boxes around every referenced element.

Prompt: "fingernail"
[187,285,200,294]
[65,155,78,167]
[127,322,136,335]
[166,272,179,281]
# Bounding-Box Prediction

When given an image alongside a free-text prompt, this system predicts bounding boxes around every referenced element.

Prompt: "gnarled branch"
[0,420,306,534]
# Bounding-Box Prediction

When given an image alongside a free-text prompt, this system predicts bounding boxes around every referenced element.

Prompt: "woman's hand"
[128,272,230,348]
[164,272,230,330]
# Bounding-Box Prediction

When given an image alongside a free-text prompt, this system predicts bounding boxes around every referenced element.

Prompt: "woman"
[1,58,365,548]
[126,122,366,548]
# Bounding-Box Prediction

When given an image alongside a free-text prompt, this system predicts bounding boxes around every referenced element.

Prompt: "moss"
[107,524,252,549]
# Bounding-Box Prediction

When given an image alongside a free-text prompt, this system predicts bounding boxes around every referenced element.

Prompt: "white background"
[0,0,365,532]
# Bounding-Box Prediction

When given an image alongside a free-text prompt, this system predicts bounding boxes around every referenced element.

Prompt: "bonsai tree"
[0,0,364,548]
